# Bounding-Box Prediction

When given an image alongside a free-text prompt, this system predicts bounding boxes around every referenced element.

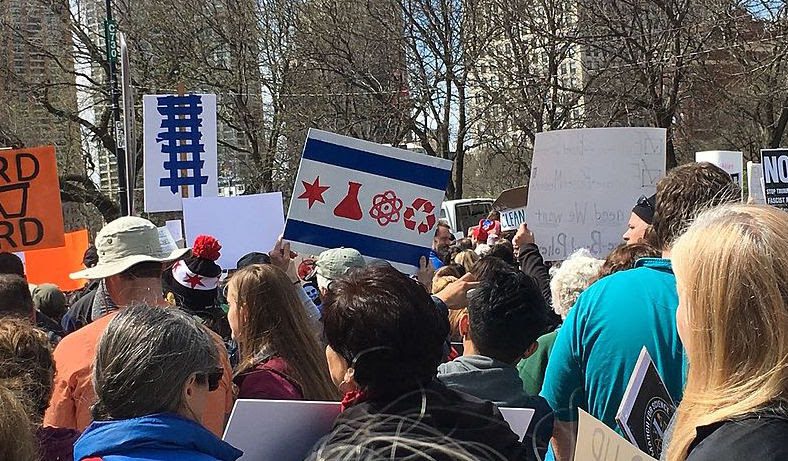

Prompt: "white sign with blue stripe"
[284,130,453,273]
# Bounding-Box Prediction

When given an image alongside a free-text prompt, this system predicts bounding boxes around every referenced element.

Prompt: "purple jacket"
[38,426,80,461]
[234,356,304,400]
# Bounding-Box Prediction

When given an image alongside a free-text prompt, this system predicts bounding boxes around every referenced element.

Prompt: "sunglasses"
[196,367,224,392]
[637,195,654,210]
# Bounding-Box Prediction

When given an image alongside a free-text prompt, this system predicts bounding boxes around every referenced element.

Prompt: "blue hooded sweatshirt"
[73,413,243,461]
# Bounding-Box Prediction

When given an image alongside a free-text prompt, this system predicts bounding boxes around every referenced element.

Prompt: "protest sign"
[182,193,284,270]
[0,146,65,252]
[283,129,453,273]
[500,206,527,232]
[695,151,743,198]
[224,399,535,460]
[576,409,657,461]
[165,219,185,248]
[526,128,666,261]
[24,229,89,291]
[143,94,218,212]
[760,149,788,210]
[747,161,766,204]
[157,227,178,254]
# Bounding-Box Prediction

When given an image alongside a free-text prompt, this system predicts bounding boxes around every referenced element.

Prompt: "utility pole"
[104,0,130,216]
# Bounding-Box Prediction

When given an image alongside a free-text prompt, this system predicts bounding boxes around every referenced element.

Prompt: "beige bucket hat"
[70,216,190,280]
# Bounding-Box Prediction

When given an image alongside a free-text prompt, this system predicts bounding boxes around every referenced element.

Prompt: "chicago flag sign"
[284,129,452,273]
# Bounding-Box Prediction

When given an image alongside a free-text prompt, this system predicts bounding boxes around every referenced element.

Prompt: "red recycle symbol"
[404,198,437,234]
[369,190,403,226]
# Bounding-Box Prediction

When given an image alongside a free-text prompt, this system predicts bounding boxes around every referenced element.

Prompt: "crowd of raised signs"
[0,161,787,461]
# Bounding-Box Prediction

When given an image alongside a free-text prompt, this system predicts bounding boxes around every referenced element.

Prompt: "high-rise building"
[0,0,100,230]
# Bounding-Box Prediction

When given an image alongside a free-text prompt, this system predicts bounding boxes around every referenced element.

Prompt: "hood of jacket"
[438,354,537,407]
[73,413,242,461]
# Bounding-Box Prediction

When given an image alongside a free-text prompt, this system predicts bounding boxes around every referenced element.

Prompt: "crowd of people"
[0,161,787,461]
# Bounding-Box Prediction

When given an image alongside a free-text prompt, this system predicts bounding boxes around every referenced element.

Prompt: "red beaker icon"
[334,182,363,221]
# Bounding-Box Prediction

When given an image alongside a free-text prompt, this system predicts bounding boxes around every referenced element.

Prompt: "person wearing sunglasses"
[74,305,242,461]
[623,194,656,244]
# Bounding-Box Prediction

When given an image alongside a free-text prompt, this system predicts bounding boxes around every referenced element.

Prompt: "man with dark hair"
[430,221,452,269]
[542,162,740,460]
[0,252,25,277]
[438,270,553,458]
[0,273,35,318]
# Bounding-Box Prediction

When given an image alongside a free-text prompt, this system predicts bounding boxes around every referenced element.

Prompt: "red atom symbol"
[404,198,437,234]
[369,190,403,226]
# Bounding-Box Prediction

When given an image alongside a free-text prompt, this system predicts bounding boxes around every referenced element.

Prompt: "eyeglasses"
[196,367,224,392]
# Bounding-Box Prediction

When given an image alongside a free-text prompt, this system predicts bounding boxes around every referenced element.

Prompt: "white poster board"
[747,162,766,204]
[500,206,527,232]
[182,193,284,270]
[695,151,743,199]
[526,128,666,261]
[143,93,218,212]
[283,130,453,273]
[165,219,185,248]
[575,409,657,461]
[223,400,534,461]
[157,227,178,254]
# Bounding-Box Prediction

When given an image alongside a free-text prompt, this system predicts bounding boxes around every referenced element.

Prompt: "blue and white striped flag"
[284,130,452,273]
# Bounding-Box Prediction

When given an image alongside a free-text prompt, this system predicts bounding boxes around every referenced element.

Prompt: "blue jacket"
[74,413,243,461]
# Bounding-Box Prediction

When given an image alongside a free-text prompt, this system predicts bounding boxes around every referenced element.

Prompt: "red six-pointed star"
[184,273,205,289]
[298,176,330,208]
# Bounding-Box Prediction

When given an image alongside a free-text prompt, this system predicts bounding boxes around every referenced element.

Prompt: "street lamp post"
[104,0,130,216]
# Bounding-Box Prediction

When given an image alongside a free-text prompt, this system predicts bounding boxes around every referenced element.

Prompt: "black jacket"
[686,409,788,461]
[517,243,561,330]
[314,380,532,460]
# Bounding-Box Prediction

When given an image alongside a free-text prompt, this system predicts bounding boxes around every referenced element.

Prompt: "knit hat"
[632,194,656,224]
[162,235,222,311]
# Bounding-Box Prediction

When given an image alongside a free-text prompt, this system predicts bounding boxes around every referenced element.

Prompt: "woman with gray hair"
[73,305,242,461]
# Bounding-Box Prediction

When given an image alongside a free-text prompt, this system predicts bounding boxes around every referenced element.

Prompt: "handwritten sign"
[283,130,453,273]
[575,409,657,461]
[500,206,527,232]
[695,151,743,200]
[526,128,666,261]
[183,193,284,270]
[0,146,65,252]
[143,94,219,212]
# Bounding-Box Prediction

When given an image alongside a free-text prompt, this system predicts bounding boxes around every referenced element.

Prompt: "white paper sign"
[696,151,743,199]
[500,206,527,232]
[157,227,178,254]
[527,128,666,261]
[283,130,453,273]
[143,94,219,212]
[575,409,657,461]
[182,193,284,270]
[747,162,766,204]
[165,219,185,248]
[223,400,535,460]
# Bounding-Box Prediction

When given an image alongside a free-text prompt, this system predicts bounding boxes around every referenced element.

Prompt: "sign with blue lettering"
[500,206,527,232]
[284,130,452,273]
[143,94,218,212]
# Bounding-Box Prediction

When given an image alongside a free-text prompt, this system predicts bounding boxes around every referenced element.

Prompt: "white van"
[440,198,494,237]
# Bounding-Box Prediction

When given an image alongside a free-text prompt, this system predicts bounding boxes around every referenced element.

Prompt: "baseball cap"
[314,248,366,282]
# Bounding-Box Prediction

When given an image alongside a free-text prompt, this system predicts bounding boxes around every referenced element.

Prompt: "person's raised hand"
[435,272,480,309]
[416,256,434,292]
[269,236,298,273]
[513,223,535,251]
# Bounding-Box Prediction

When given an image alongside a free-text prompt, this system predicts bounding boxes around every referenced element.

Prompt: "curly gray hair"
[549,249,604,319]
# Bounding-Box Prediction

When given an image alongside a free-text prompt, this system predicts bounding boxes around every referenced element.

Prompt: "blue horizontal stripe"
[302,138,450,191]
[284,220,429,268]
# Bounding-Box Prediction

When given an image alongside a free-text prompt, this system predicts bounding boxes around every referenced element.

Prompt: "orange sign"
[24,229,89,292]
[0,145,65,251]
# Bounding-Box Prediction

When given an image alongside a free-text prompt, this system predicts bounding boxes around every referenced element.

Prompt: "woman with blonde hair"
[227,264,337,401]
[453,250,479,273]
[667,204,788,461]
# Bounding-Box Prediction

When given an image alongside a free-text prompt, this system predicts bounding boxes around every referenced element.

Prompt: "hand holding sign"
[513,223,535,251]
